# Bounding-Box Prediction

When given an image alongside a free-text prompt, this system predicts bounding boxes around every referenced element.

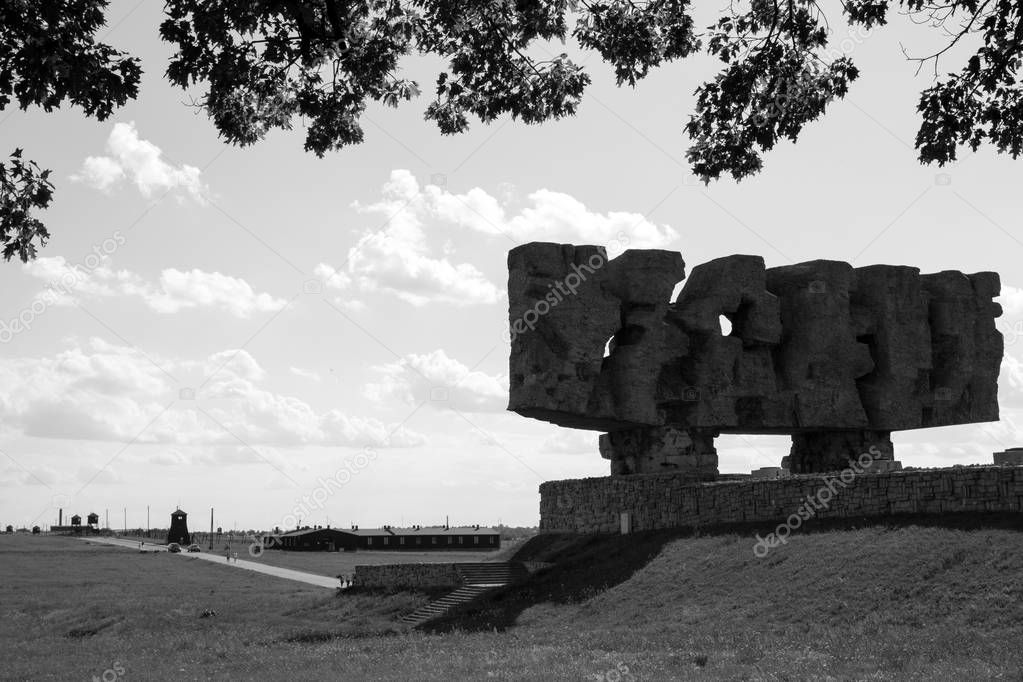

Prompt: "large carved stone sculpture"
[508,243,1003,477]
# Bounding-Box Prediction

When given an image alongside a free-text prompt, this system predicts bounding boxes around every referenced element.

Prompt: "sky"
[2,1,1023,531]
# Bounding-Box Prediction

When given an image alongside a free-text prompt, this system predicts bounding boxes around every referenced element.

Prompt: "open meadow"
[4,524,1023,680]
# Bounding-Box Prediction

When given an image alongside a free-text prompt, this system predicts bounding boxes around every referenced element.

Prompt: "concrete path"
[80,536,338,589]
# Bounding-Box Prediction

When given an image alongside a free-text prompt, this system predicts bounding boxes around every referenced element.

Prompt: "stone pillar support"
[787,430,900,474]
[600,426,718,479]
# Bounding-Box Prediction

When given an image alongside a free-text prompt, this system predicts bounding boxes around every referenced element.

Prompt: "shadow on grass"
[421,510,1023,634]
[273,586,453,644]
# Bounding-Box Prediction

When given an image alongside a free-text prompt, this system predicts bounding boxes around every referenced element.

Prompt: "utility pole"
[123,507,126,534]
[147,505,150,533]
[105,509,108,530]
[209,507,213,550]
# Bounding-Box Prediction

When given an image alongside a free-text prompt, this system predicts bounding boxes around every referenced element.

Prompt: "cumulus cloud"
[1000,354,1023,408]
[314,221,501,308]
[72,122,206,201]
[23,257,286,318]
[539,430,599,455]
[0,340,424,450]
[377,169,678,248]
[316,170,679,307]
[144,269,288,317]
[365,349,508,413]
[996,284,1023,321]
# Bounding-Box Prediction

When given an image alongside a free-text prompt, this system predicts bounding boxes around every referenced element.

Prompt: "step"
[400,584,496,625]
[454,562,527,581]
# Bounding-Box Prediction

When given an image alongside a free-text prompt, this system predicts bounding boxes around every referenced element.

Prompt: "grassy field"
[5,523,1023,680]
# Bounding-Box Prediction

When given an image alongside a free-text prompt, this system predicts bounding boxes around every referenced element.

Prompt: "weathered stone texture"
[788,430,894,474]
[599,426,717,478]
[508,243,1003,474]
[540,466,1023,533]
[994,449,1023,466]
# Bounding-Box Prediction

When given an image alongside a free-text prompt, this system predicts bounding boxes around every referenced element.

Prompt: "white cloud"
[145,269,288,317]
[429,185,679,248]
[540,430,599,455]
[143,448,192,467]
[23,257,286,318]
[75,155,124,191]
[23,256,126,305]
[996,284,1023,322]
[76,464,121,485]
[366,349,508,413]
[0,464,59,487]
[290,367,321,382]
[0,340,425,450]
[1000,354,1023,408]
[72,122,206,201]
[897,412,1023,465]
[316,170,679,307]
[384,170,678,248]
[315,228,502,308]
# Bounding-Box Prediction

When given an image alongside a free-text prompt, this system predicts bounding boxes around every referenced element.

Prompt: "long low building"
[275,524,500,551]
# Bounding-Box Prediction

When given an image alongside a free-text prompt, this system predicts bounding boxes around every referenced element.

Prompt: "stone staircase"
[455,562,528,586]
[399,562,527,626]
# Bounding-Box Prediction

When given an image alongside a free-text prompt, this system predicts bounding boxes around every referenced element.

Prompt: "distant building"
[275,524,501,552]
[994,448,1023,466]
[87,512,100,530]
[751,467,789,480]
[167,509,191,545]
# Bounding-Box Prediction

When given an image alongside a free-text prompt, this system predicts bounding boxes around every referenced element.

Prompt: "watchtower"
[167,508,191,545]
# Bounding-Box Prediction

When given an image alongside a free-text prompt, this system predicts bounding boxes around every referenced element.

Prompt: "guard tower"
[167,508,191,545]
[86,512,99,531]
[70,514,82,532]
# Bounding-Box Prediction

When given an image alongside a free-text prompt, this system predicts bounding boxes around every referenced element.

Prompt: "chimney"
[59,509,62,526]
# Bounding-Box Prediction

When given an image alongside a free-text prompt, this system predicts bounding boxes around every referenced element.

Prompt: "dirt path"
[80,536,338,589]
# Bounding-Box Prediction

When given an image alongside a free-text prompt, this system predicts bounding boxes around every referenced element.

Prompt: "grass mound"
[425,515,1023,635]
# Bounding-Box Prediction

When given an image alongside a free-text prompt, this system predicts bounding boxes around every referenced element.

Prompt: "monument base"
[599,426,718,480]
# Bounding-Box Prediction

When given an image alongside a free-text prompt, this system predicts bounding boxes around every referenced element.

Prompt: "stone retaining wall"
[539,465,1023,533]
[353,563,462,589]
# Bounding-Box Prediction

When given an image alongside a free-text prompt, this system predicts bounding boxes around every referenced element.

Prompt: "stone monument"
[508,243,1002,477]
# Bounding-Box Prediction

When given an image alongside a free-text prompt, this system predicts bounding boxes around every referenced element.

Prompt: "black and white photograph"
[2,0,1022,679]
